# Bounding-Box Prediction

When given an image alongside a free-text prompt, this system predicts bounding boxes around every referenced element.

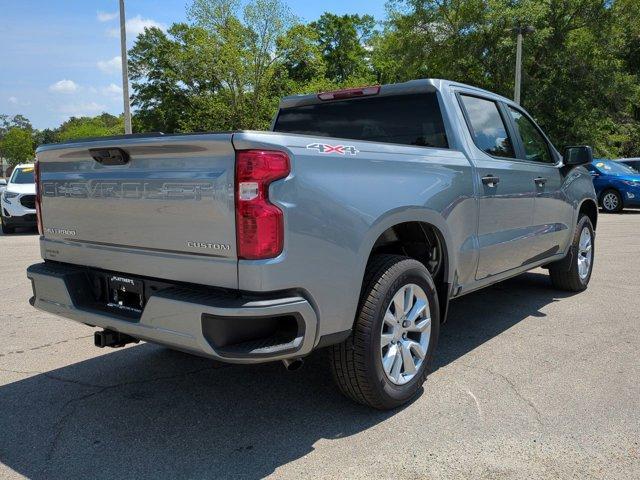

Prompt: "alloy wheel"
[602,192,619,212]
[577,227,593,280]
[380,283,431,385]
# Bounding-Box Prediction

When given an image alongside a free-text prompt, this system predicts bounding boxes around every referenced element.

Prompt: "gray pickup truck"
[27,79,597,409]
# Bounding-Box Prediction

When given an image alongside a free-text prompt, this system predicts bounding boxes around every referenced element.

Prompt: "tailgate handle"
[89,148,130,166]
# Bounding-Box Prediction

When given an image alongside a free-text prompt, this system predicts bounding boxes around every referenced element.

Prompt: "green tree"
[187,0,296,130]
[311,13,376,83]
[33,128,60,147]
[1,127,35,167]
[101,0,640,157]
[609,0,640,156]
[277,25,326,86]
[129,0,298,133]
[56,113,124,142]
[375,0,640,156]
[1,114,32,134]
[129,24,222,133]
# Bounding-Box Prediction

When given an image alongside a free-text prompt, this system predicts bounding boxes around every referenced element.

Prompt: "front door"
[457,94,538,280]
[505,106,574,261]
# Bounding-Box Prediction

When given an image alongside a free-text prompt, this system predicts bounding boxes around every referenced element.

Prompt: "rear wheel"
[549,215,594,291]
[601,189,622,213]
[330,255,439,409]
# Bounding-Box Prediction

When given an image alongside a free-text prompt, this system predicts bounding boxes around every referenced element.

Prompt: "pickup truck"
[27,79,598,409]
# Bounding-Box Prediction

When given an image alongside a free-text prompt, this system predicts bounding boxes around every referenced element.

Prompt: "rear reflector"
[235,150,290,259]
[317,85,380,101]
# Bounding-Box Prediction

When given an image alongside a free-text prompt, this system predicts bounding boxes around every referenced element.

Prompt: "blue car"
[585,159,640,213]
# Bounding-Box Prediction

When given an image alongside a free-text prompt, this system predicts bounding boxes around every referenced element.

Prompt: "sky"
[0,0,388,130]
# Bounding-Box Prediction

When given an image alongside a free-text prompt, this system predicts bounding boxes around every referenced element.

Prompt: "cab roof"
[278,78,516,110]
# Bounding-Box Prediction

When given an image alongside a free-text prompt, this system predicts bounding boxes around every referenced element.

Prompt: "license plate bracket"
[107,275,145,314]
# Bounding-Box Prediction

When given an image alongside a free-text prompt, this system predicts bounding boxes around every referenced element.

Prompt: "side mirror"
[564,145,593,166]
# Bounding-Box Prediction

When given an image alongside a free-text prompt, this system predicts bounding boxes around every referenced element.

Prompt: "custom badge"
[306,143,359,156]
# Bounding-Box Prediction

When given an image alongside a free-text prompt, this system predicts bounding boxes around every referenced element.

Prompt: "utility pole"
[511,25,535,105]
[514,30,523,104]
[119,0,132,134]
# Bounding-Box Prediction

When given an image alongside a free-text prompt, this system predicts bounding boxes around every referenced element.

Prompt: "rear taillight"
[34,159,43,235]
[235,150,290,259]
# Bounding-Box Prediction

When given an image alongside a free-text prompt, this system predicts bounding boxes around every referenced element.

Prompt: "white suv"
[1,163,37,234]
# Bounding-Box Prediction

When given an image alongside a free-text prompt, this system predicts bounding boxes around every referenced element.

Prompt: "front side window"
[508,108,553,164]
[460,95,514,158]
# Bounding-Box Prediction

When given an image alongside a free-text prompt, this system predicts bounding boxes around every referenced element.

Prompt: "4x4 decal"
[306,143,359,156]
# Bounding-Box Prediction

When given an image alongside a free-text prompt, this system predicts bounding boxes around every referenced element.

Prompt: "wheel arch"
[358,209,455,323]
[578,198,598,230]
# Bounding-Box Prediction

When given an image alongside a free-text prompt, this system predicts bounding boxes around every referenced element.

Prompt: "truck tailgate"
[36,134,238,288]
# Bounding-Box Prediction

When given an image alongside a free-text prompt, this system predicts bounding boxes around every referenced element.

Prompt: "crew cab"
[27,80,597,409]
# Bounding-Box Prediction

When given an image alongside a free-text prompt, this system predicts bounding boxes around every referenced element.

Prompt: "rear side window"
[460,95,515,158]
[627,161,640,172]
[273,93,448,148]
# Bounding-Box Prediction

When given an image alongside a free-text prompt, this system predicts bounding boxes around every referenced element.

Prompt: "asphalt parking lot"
[0,214,639,480]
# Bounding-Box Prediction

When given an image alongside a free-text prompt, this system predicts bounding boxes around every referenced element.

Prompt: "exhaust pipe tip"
[282,358,304,372]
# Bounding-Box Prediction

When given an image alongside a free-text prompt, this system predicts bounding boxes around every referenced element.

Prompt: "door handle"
[481,175,500,187]
[534,177,547,186]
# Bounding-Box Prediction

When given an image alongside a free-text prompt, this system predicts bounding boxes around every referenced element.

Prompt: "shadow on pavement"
[0,272,576,479]
[437,271,576,369]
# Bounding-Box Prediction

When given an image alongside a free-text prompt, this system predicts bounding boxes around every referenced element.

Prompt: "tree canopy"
[0,127,35,167]
[1,0,639,159]
[374,0,640,156]
[0,114,123,171]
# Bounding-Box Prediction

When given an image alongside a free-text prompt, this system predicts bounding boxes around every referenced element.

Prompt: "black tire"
[600,189,623,213]
[1,217,15,234]
[330,254,440,410]
[548,215,595,291]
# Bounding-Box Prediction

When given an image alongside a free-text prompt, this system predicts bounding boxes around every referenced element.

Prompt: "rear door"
[457,93,538,279]
[505,106,574,260]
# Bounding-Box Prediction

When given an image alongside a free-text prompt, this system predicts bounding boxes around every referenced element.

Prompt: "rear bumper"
[27,262,318,364]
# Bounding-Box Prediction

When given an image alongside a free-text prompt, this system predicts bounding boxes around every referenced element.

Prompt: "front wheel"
[330,255,439,409]
[548,215,595,291]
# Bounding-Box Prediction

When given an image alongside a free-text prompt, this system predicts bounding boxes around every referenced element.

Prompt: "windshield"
[592,160,637,175]
[9,167,35,184]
